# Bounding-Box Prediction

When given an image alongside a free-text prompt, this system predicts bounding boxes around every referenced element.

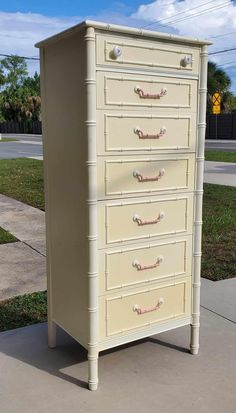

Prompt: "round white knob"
[160,126,166,134]
[158,255,164,264]
[133,214,140,222]
[182,55,192,67]
[159,168,165,177]
[159,211,165,220]
[111,45,122,59]
[132,259,139,267]
[159,297,164,305]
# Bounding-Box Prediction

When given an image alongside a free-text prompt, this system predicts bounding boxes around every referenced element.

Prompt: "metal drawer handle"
[133,168,165,182]
[133,297,164,315]
[134,85,167,99]
[134,126,166,139]
[132,256,164,271]
[133,211,165,226]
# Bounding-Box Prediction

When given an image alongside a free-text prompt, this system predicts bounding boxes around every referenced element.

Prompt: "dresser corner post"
[191,44,208,355]
[84,26,99,390]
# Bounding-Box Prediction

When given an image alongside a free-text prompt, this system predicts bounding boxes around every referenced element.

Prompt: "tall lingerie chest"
[36,20,210,390]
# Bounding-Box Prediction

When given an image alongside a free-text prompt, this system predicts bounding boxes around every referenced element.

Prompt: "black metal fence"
[0,120,42,134]
[0,115,236,139]
[206,114,236,140]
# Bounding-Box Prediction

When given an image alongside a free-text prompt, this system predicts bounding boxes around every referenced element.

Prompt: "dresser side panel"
[41,32,89,346]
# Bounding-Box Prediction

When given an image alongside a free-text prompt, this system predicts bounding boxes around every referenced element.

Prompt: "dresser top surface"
[35,19,212,49]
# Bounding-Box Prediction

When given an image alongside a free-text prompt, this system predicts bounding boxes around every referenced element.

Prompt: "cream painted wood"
[37,20,209,390]
[97,112,196,154]
[96,34,200,74]
[97,72,197,110]
[99,236,192,293]
[98,194,193,247]
[99,277,191,339]
[97,154,195,198]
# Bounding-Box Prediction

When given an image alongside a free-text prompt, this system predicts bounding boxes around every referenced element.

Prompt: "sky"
[0,0,236,93]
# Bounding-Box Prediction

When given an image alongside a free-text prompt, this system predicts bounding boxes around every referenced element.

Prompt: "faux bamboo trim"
[191,43,208,355]
[85,26,99,391]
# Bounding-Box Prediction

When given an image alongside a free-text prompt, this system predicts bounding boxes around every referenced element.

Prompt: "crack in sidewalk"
[200,304,236,325]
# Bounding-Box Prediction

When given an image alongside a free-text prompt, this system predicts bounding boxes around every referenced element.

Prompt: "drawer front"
[100,278,191,337]
[97,72,197,110]
[98,195,193,247]
[97,112,196,154]
[96,34,200,74]
[98,155,195,198]
[99,237,192,292]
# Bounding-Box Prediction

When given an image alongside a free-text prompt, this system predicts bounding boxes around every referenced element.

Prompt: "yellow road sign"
[212,92,221,105]
[212,92,221,114]
[212,105,221,114]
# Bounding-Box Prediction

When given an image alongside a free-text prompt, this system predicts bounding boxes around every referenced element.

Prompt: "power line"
[209,47,236,55]
[218,60,236,66]
[142,0,217,29]
[142,0,230,29]
[0,53,39,61]
[157,1,230,26]
[210,30,236,39]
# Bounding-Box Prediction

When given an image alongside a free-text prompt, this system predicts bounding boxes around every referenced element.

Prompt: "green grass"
[0,158,44,210]
[202,183,236,281]
[205,150,236,163]
[0,291,47,332]
[0,138,17,142]
[0,162,236,332]
[0,227,18,244]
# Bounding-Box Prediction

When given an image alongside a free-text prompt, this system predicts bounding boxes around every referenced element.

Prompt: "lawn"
[202,183,236,281]
[0,159,235,331]
[0,227,18,244]
[0,291,47,332]
[205,150,236,163]
[0,158,44,210]
[0,138,17,142]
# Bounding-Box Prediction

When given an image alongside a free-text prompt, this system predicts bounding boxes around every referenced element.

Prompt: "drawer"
[97,112,196,154]
[96,34,200,74]
[99,237,192,292]
[98,194,194,247]
[99,277,191,338]
[97,155,195,198]
[97,72,197,110]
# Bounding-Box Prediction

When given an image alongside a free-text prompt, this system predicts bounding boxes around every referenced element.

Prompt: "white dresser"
[36,20,210,391]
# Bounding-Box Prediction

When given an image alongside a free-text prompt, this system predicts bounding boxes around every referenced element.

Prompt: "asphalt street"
[0,137,43,160]
[205,139,236,152]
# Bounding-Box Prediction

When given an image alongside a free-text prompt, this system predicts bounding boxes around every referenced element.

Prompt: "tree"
[0,55,28,89]
[0,56,41,123]
[207,61,234,113]
[22,72,40,97]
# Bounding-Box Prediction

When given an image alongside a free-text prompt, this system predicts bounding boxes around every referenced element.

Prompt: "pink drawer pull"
[133,297,164,315]
[134,85,167,99]
[133,211,165,226]
[133,168,165,183]
[134,126,166,140]
[132,255,163,271]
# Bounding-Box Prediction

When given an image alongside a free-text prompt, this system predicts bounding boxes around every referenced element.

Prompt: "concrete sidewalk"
[0,194,46,300]
[0,277,235,413]
[204,161,236,187]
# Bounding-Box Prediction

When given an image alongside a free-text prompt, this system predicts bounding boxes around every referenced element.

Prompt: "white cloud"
[0,11,81,74]
[1,3,236,92]
[132,0,236,92]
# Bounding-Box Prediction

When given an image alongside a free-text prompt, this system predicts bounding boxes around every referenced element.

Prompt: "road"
[205,139,236,152]
[204,161,236,187]
[0,136,43,160]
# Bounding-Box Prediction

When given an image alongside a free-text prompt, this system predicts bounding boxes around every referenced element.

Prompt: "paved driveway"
[204,161,236,187]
